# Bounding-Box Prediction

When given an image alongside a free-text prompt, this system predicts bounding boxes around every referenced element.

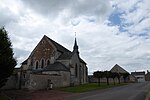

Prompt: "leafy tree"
[104,71,111,85]
[93,71,104,86]
[116,73,122,84]
[122,73,130,83]
[110,72,117,85]
[0,27,17,88]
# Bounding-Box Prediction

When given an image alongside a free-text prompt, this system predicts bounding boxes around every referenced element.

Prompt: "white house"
[131,71,145,82]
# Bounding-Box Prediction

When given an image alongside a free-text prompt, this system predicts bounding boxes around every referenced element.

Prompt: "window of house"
[75,64,78,77]
[42,40,45,44]
[23,73,26,78]
[41,59,45,68]
[47,59,50,66]
[35,61,39,69]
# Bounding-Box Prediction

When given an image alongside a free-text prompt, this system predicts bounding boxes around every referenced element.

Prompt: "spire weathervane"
[73,32,79,54]
[75,32,76,38]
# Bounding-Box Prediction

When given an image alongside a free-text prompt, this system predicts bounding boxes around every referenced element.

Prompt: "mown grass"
[61,83,127,93]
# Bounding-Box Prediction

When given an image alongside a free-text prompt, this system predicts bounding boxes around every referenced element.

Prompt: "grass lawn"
[0,94,8,100]
[61,83,128,93]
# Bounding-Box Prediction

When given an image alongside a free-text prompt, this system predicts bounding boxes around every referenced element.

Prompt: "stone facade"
[19,35,88,90]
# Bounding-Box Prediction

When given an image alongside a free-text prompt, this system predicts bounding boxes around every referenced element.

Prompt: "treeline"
[93,71,130,86]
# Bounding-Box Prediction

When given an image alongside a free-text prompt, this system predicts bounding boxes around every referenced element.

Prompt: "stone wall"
[1,75,18,89]
[27,71,70,90]
[89,77,126,83]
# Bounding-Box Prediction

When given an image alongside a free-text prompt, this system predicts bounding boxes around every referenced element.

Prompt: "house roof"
[22,59,28,65]
[46,35,86,64]
[21,35,86,66]
[57,52,73,60]
[43,62,70,71]
[79,58,86,64]
[131,71,145,75]
[45,35,71,53]
[110,64,128,73]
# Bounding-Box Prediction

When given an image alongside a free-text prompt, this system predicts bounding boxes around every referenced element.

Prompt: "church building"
[20,35,88,90]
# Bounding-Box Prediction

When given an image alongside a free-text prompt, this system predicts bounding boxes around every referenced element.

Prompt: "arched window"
[35,61,39,69]
[41,59,45,68]
[75,64,78,77]
[47,59,50,66]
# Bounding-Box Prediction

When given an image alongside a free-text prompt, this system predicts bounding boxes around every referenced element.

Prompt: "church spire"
[73,32,79,54]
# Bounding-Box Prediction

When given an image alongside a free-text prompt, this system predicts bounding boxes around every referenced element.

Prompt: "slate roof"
[57,52,73,60]
[43,62,70,71]
[22,59,28,65]
[110,64,128,73]
[79,58,86,64]
[22,35,86,66]
[46,35,86,64]
[45,35,71,53]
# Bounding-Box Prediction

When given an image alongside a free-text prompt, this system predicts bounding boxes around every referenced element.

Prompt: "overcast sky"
[1,0,150,74]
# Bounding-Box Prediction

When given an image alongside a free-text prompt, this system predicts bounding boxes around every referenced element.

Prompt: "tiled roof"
[43,62,70,71]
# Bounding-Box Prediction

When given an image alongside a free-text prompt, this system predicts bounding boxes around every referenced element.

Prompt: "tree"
[0,27,17,88]
[110,72,117,85]
[93,71,104,86]
[116,73,122,84]
[104,71,111,85]
[122,73,130,83]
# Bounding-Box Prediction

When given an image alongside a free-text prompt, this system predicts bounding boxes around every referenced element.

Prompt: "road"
[68,82,150,100]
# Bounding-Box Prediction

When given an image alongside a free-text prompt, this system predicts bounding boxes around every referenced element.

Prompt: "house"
[131,71,145,82]
[89,64,130,83]
[110,64,129,74]
[19,35,88,90]
[110,64,129,83]
[128,74,137,83]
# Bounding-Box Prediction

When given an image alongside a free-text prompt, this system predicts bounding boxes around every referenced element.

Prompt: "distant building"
[128,74,137,83]
[131,71,145,82]
[110,64,129,73]
[89,64,130,83]
[145,71,150,81]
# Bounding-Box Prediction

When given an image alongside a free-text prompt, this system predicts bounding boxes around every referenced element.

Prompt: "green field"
[61,83,127,93]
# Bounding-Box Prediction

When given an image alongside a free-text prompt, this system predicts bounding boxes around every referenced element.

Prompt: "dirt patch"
[3,90,78,100]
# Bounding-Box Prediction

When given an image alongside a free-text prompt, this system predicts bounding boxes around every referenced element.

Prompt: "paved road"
[69,82,150,100]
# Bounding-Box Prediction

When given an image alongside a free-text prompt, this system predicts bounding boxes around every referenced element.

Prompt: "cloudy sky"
[1,0,150,74]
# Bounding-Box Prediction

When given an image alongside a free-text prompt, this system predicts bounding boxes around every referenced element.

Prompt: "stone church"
[20,35,88,90]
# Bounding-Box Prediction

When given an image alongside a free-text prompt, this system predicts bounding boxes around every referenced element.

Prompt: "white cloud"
[114,0,150,36]
[22,0,113,21]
